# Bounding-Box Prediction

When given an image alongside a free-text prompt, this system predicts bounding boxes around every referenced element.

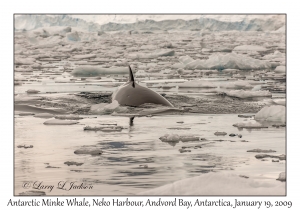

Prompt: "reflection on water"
[14,114,285,195]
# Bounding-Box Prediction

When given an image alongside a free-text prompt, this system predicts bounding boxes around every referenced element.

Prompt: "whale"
[112,66,174,107]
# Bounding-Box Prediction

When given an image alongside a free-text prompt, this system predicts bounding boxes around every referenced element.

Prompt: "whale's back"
[112,82,173,107]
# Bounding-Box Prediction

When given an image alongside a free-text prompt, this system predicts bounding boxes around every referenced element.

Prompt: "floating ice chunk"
[127,49,175,59]
[26,89,40,94]
[247,149,276,153]
[252,85,262,91]
[71,66,128,77]
[184,53,271,70]
[178,80,217,88]
[84,125,123,132]
[89,103,109,114]
[15,57,36,65]
[55,115,83,120]
[138,172,285,195]
[276,172,286,182]
[15,95,43,102]
[263,50,284,60]
[159,134,180,142]
[171,63,186,69]
[202,48,212,52]
[54,77,72,83]
[255,154,286,160]
[179,55,194,65]
[159,42,173,48]
[219,81,252,89]
[34,113,54,118]
[214,131,227,136]
[222,69,240,74]
[19,190,46,196]
[66,31,81,41]
[255,105,285,123]
[43,119,79,125]
[89,100,128,115]
[140,45,157,50]
[272,99,285,106]
[74,147,103,155]
[233,45,268,52]
[220,90,272,99]
[64,161,83,166]
[233,120,268,128]
[73,54,97,59]
[159,134,199,143]
[274,66,286,73]
[18,112,35,116]
[58,47,81,52]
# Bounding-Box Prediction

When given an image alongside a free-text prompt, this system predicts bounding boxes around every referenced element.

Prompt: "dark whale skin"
[112,81,173,107]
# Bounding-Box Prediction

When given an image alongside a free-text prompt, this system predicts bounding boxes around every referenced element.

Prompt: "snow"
[255,105,286,123]
[221,90,271,99]
[184,53,271,70]
[139,172,285,195]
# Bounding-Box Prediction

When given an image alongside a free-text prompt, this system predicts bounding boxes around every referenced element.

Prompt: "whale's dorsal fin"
[128,65,135,88]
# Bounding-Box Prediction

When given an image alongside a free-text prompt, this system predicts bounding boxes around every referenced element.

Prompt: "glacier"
[15,15,285,32]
